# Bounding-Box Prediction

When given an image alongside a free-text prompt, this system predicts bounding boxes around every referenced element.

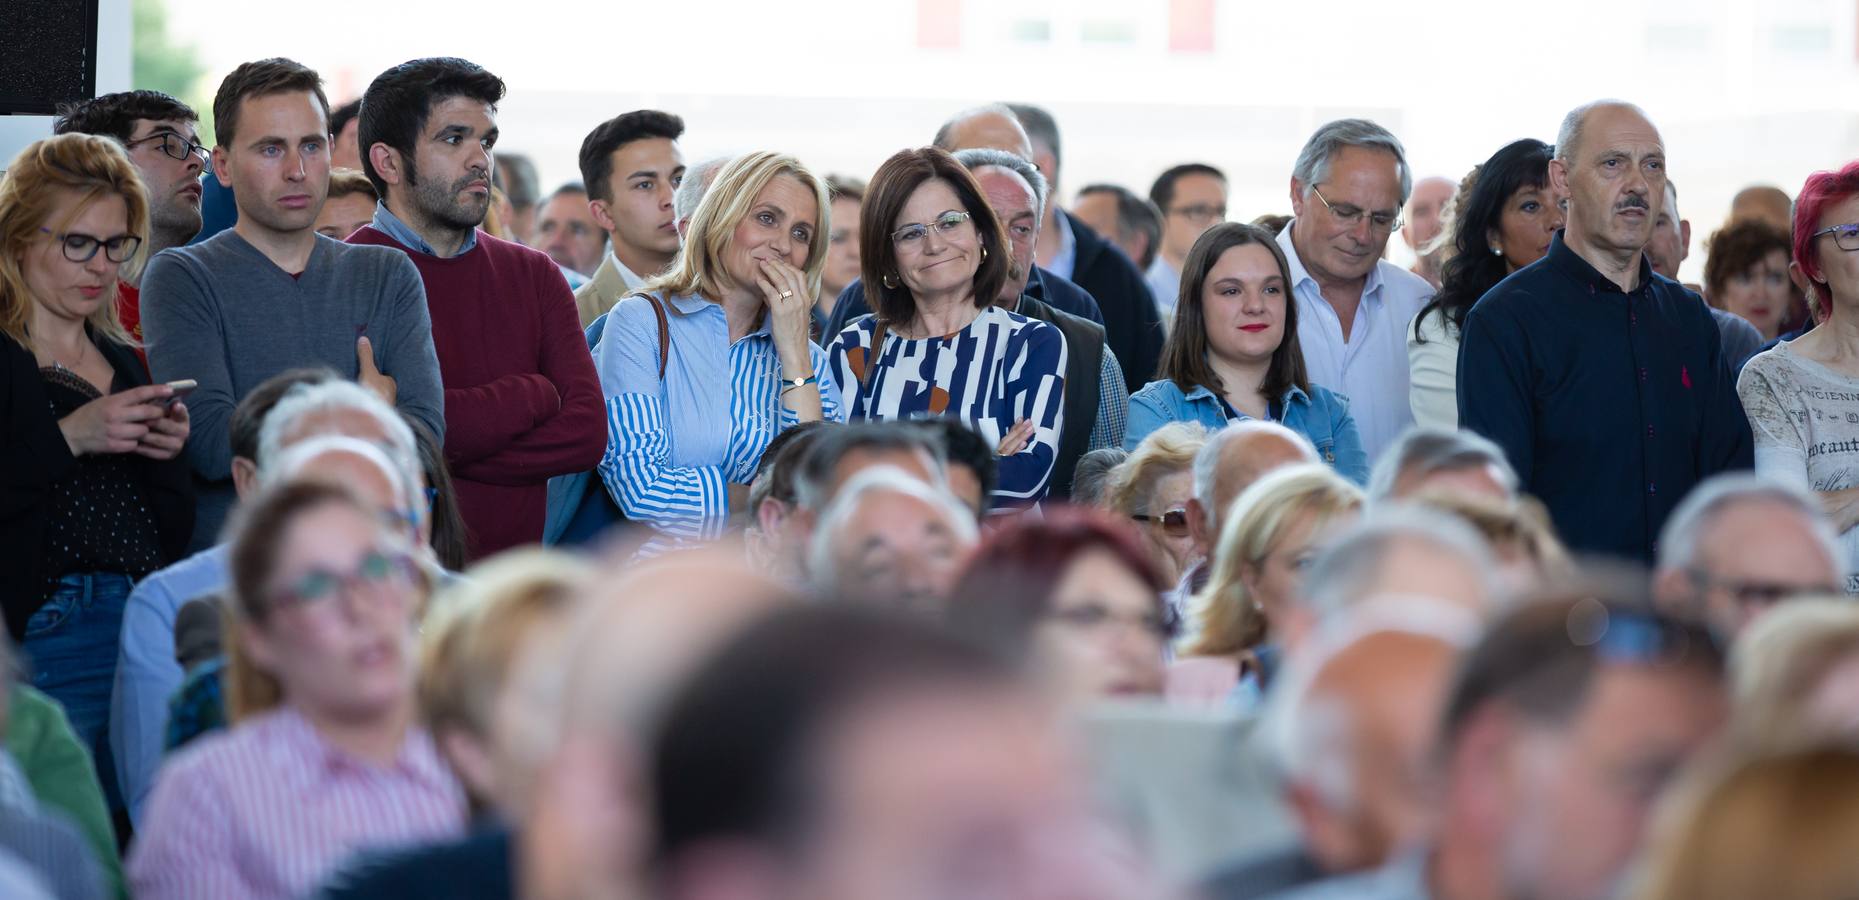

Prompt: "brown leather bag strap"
[631,291,671,381]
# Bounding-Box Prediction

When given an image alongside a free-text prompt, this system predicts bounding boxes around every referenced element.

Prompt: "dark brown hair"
[1157,222,1309,402]
[859,147,1010,327]
[212,58,330,149]
[1705,218,1801,328]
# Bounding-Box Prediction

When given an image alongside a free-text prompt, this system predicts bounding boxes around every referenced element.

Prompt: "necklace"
[40,336,90,374]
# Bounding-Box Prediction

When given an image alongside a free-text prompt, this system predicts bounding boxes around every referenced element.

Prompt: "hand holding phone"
[162,379,198,407]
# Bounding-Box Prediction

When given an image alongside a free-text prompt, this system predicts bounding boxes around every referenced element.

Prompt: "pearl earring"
[1491,245,1503,256]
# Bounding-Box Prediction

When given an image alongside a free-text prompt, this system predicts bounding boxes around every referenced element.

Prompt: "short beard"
[406,159,489,234]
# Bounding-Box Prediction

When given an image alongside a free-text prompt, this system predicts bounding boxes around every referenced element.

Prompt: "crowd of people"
[1,49,1857,899]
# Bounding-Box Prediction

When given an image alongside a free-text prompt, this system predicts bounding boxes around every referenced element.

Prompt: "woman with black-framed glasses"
[1738,162,1859,595]
[0,134,194,786]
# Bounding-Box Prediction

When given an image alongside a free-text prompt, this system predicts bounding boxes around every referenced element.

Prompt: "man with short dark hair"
[532,182,605,278]
[1072,183,1161,273]
[349,56,606,558]
[1148,162,1227,319]
[1458,101,1752,562]
[141,58,445,551]
[328,97,364,169]
[54,90,207,354]
[572,109,686,326]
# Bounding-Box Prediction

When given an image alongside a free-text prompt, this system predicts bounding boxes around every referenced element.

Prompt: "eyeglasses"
[1687,568,1838,611]
[272,549,416,612]
[1047,602,1180,641]
[125,130,210,164]
[892,210,972,247]
[1131,508,1190,538]
[38,228,142,264]
[1169,204,1226,225]
[1813,222,1859,252]
[1310,185,1402,233]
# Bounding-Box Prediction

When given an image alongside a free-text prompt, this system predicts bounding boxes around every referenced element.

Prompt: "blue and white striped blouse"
[594,291,842,545]
[827,306,1066,505]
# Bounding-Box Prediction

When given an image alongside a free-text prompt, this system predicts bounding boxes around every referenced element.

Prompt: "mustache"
[451,170,490,192]
[1615,194,1650,212]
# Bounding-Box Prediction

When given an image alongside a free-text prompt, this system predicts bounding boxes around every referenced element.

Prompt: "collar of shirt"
[1277,217,1388,308]
[370,203,479,258]
[1046,209,1079,281]
[260,706,457,794]
[662,291,774,341]
[606,250,646,290]
[1179,380,1310,412]
[1542,230,1655,296]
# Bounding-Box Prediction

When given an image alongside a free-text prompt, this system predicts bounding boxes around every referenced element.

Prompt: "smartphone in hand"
[162,379,198,407]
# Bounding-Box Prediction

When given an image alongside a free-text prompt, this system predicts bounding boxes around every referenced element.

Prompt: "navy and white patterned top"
[595,292,843,547]
[828,306,1067,505]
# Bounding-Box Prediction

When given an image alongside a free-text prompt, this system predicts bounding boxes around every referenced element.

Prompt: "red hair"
[1793,161,1859,319]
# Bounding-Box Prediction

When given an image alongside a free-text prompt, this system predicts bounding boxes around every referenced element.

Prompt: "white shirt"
[1146,256,1181,322]
[1045,209,1079,281]
[1407,308,1459,430]
[607,250,647,290]
[1277,220,1434,462]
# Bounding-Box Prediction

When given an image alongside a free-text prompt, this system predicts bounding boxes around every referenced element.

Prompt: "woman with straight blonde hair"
[594,151,843,550]
[1172,463,1364,707]
[0,133,193,781]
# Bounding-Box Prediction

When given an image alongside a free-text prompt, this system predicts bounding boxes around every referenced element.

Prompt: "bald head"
[1555,100,1658,167]
[1190,422,1321,555]
[1731,185,1793,233]
[933,105,1035,160]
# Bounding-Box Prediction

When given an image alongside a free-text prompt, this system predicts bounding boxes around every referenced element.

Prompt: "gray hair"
[1656,473,1841,575]
[261,434,408,498]
[1005,103,1062,169]
[951,147,1048,225]
[1301,504,1496,621]
[793,422,947,514]
[257,380,422,523]
[1291,118,1413,206]
[805,465,978,595]
[1366,427,1518,502]
[673,155,733,226]
[1556,99,1650,164]
[1192,421,1318,518]
[1071,448,1129,508]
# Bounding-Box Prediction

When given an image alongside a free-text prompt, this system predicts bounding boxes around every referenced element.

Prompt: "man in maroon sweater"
[348,57,606,558]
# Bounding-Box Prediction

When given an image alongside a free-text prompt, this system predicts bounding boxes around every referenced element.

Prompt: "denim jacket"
[1123,379,1370,485]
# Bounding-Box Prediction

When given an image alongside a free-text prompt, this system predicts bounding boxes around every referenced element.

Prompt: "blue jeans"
[22,571,133,808]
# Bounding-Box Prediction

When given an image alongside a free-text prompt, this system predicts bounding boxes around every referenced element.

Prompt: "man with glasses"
[1457,101,1752,563]
[53,91,209,358]
[1147,162,1228,320]
[1282,119,1435,464]
[1653,473,1843,642]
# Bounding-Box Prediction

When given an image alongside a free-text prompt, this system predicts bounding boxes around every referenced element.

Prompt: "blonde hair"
[1187,463,1364,657]
[1631,745,1859,900]
[1106,422,1211,517]
[644,150,830,303]
[1730,599,1859,749]
[0,133,146,353]
[1411,491,1569,580]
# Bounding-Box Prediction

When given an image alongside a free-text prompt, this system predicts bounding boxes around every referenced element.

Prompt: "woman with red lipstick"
[1126,222,1368,485]
[1408,138,1564,430]
[1706,218,1801,341]
[0,134,194,786]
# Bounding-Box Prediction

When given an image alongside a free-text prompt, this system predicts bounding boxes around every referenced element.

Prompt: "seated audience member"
[1407,139,1561,429]
[744,421,835,580]
[806,466,979,616]
[1106,422,1210,588]
[1146,163,1228,320]
[827,147,1066,508]
[1286,506,1497,653]
[1072,447,1129,509]
[818,175,865,332]
[953,146,1130,492]
[1204,619,1471,900]
[1647,180,1766,370]
[1127,223,1368,486]
[572,110,686,326]
[111,373,421,820]
[531,182,605,279]
[1272,585,1728,900]
[128,480,466,900]
[1729,599,1859,748]
[1176,465,1365,708]
[0,637,111,900]
[1729,183,1794,232]
[912,417,998,520]
[142,58,445,550]
[595,151,841,551]
[790,420,948,521]
[351,57,606,559]
[315,168,378,240]
[651,604,1158,900]
[1705,217,1801,341]
[1652,474,1842,640]
[1401,175,1456,288]
[946,508,1171,704]
[1629,745,1859,900]
[490,152,539,242]
[1072,183,1163,276]
[1365,427,1518,504]
[1408,492,1569,593]
[0,134,194,786]
[1179,422,1322,598]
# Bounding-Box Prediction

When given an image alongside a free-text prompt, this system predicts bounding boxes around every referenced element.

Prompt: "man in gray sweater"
[142,58,444,549]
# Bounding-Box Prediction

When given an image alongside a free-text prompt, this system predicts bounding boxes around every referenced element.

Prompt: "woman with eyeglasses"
[827,147,1067,508]
[1105,421,1209,590]
[0,134,194,778]
[1171,463,1364,709]
[1739,162,1859,596]
[1125,222,1368,485]
[128,479,465,900]
[946,507,1171,703]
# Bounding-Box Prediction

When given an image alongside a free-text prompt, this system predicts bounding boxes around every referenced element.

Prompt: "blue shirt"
[369,204,479,258]
[1124,378,1369,484]
[594,292,842,547]
[108,544,229,823]
[1458,232,1752,562]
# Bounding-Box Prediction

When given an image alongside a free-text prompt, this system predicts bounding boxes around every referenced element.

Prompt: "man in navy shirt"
[1457,101,1751,562]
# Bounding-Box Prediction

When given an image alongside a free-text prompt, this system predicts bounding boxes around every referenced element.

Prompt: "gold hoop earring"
[882,273,899,289]
[981,244,989,260]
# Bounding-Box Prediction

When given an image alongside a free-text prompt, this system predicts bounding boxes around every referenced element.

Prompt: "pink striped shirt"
[127,707,467,900]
